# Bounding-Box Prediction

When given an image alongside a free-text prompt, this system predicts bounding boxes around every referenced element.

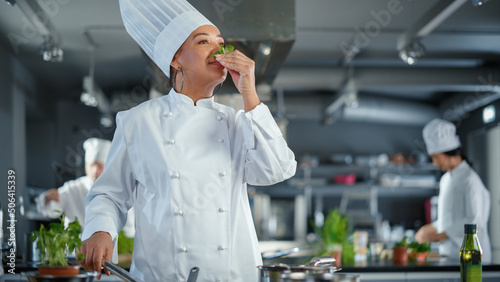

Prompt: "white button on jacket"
[83,89,297,282]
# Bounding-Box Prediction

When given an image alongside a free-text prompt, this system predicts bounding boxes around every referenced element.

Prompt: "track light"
[471,0,489,6]
[39,37,63,62]
[399,40,426,65]
[3,0,16,6]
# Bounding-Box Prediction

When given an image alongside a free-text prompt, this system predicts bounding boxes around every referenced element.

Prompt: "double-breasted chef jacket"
[432,160,491,263]
[83,89,297,281]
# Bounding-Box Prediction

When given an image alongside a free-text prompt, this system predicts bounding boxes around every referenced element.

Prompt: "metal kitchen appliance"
[258,256,341,282]
[281,272,361,282]
[23,271,100,282]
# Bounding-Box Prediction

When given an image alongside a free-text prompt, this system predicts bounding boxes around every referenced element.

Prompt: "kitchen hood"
[151,0,296,95]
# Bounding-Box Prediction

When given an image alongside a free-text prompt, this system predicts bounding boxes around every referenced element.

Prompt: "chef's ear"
[171,48,183,69]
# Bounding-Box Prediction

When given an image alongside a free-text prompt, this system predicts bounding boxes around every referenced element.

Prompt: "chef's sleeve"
[35,191,64,218]
[241,103,297,185]
[82,113,136,262]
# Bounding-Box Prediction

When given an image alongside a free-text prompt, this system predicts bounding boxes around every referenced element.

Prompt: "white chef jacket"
[432,160,491,263]
[82,89,297,282]
[36,176,136,238]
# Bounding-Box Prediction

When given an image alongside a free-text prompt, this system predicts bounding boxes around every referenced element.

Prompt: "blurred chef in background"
[416,118,491,263]
[36,138,135,237]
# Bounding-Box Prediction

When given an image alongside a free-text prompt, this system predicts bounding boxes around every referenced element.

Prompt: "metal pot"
[282,272,361,282]
[258,256,341,282]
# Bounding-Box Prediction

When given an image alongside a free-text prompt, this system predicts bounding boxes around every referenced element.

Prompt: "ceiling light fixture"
[471,0,489,6]
[14,0,64,62]
[398,40,426,65]
[3,0,16,6]
[258,42,272,56]
[39,37,63,62]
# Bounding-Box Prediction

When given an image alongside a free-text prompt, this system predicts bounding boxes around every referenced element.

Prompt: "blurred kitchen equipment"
[262,247,300,260]
[25,232,41,266]
[282,272,361,282]
[24,271,100,282]
[333,173,356,185]
[330,154,353,165]
[369,242,384,261]
[258,256,340,282]
[104,260,143,282]
[353,231,368,262]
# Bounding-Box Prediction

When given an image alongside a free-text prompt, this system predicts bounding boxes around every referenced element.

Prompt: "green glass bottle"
[460,224,482,282]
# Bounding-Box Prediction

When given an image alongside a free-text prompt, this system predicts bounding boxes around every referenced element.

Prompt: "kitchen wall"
[0,45,39,258]
[27,99,114,187]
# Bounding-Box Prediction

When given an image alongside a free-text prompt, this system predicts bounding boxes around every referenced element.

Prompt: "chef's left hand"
[215,51,259,110]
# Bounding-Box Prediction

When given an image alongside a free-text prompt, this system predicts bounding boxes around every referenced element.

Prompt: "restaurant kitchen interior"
[1,0,500,279]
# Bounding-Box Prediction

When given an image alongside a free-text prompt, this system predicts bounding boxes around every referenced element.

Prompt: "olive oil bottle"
[460,224,482,282]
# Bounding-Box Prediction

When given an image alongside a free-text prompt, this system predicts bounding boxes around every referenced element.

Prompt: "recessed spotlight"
[471,0,489,7]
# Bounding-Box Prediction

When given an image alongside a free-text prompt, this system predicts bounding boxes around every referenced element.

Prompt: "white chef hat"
[119,0,216,78]
[422,118,461,155]
[83,138,112,164]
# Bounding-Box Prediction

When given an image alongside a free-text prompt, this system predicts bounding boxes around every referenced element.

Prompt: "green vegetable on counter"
[409,241,431,253]
[394,236,431,252]
[117,230,134,254]
[394,236,409,248]
[211,44,234,57]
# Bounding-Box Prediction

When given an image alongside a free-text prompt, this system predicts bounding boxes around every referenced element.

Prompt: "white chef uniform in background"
[82,0,297,281]
[36,138,135,238]
[422,118,491,263]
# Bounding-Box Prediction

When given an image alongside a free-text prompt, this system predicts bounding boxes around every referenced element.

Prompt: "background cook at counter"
[36,138,135,237]
[416,118,491,263]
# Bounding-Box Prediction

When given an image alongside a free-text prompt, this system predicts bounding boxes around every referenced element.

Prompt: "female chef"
[79,0,297,281]
[416,118,491,263]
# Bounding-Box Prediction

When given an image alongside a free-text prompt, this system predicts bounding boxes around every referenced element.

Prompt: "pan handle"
[305,256,336,267]
[104,260,143,282]
[261,247,300,260]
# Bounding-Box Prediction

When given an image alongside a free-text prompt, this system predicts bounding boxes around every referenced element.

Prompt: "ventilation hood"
[152,0,296,95]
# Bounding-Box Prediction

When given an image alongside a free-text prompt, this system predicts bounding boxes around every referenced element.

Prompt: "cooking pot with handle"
[258,256,341,282]
[282,272,361,282]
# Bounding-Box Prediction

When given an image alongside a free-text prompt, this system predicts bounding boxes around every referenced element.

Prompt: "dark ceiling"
[0,0,499,123]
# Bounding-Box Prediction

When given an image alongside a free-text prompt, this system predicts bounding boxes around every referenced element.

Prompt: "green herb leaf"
[224,44,234,53]
[211,44,235,57]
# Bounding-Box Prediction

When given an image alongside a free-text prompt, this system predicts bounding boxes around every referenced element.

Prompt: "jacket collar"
[167,88,214,110]
[449,160,468,176]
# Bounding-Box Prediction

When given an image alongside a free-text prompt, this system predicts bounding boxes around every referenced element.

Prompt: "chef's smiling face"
[172,25,227,85]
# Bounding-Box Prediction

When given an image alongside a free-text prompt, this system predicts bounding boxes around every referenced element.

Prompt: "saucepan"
[282,272,361,282]
[258,256,341,282]
[104,260,199,282]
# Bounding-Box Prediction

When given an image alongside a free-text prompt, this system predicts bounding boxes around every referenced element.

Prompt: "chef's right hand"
[79,231,113,279]
[44,189,59,204]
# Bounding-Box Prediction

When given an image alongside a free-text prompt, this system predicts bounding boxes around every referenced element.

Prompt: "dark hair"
[443,147,473,167]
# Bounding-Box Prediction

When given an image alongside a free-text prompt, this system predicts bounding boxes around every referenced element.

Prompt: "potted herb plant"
[30,213,84,276]
[393,236,409,265]
[311,209,354,266]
